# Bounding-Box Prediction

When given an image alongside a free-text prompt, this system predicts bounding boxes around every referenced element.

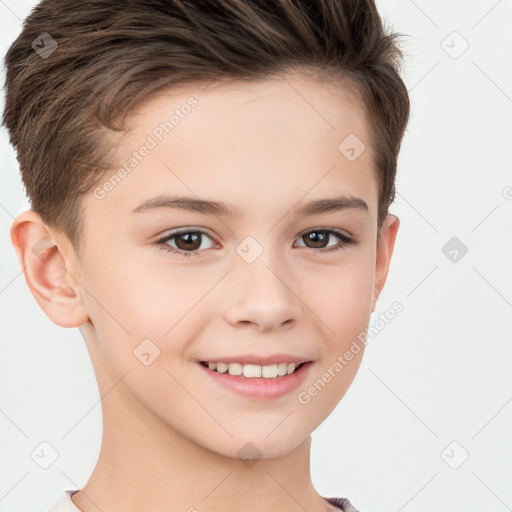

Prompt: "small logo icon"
[31,237,56,261]
[236,236,264,263]
[441,440,469,469]
[237,441,262,468]
[442,236,468,263]
[31,441,59,469]
[338,133,366,161]
[134,338,161,366]
[31,32,58,59]
[441,31,469,59]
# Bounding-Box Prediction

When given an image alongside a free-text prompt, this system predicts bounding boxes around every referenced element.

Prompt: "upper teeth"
[206,362,300,378]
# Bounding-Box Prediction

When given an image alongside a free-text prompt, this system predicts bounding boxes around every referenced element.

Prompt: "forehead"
[127,71,369,140]
[84,72,377,229]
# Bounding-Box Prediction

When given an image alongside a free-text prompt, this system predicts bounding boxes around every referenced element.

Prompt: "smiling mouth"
[199,360,307,378]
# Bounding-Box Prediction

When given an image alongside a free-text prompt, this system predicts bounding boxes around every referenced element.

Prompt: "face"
[55,72,397,458]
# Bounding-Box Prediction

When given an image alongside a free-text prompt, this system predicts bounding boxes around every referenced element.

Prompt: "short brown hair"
[2,0,409,261]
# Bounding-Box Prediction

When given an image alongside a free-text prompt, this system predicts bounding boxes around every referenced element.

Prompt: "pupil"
[177,232,200,250]
[306,231,327,248]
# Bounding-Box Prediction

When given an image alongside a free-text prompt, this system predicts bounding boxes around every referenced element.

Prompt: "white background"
[1,1,511,511]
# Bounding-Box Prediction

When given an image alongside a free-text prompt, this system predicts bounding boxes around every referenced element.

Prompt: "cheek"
[298,255,374,336]
[88,251,198,329]
[82,257,215,375]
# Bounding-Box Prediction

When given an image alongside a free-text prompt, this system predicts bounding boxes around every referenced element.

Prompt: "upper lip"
[198,354,313,365]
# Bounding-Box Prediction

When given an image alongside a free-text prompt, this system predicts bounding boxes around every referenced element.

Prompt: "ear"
[372,214,400,313]
[10,209,89,328]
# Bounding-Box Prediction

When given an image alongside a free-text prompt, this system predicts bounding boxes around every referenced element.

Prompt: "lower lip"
[198,361,313,400]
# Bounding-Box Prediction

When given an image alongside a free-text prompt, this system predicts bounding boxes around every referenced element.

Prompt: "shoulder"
[47,490,80,512]
[324,496,362,512]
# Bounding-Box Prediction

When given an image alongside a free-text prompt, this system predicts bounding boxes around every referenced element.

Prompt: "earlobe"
[10,210,89,328]
[373,214,400,309]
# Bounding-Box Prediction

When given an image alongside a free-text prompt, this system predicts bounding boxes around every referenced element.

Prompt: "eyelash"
[153,228,357,258]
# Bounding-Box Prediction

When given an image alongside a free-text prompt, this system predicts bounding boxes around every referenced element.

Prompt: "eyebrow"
[131,193,369,218]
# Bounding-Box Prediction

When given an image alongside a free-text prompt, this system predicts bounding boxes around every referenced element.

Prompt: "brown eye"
[155,229,216,257]
[174,232,203,251]
[302,230,331,249]
[296,228,356,252]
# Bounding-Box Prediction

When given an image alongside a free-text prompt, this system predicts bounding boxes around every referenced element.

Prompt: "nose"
[221,253,302,332]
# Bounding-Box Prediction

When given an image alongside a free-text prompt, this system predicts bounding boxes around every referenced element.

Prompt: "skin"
[11,71,399,512]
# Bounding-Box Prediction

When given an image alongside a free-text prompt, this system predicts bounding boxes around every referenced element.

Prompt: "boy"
[3,1,409,511]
